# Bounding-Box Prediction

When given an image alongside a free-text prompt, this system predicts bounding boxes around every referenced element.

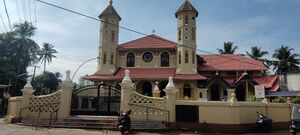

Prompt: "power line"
[35,0,267,70]
[27,0,32,22]
[21,0,27,20]
[2,0,12,30]
[15,0,22,22]
[0,13,8,32]
[33,0,38,42]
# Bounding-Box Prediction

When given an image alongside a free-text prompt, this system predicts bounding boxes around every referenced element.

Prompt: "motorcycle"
[118,110,131,134]
[256,112,273,131]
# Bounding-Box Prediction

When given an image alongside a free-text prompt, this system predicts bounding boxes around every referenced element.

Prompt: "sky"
[0,0,300,83]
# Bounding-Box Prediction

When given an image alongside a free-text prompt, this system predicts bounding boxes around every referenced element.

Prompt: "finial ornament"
[122,69,132,83]
[152,29,155,34]
[65,70,71,81]
[166,76,175,89]
[109,0,113,5]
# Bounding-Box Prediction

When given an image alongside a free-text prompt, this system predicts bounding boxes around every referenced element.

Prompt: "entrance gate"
[71,83,121,116]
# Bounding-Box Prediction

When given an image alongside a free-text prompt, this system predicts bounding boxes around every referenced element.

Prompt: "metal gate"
[71,83,121,116]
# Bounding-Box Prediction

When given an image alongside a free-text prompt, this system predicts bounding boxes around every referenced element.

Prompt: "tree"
[32,71,62,95]
[38,43,57,72]
[272,45,300,73]
[10,21,39,95]
[217,42,238,54]
[246,46,269,60]
[246,46,270,69]
[0,21,39,96]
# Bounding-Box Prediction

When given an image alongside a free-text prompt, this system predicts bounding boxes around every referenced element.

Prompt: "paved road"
[0,118,291,135]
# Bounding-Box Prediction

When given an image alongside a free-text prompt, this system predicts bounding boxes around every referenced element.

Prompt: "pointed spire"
[99,0,121,20]
[175,0,198,18]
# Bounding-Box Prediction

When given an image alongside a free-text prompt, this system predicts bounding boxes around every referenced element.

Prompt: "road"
[0,118,291,135]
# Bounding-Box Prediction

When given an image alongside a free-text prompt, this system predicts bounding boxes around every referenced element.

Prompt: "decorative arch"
[160,52,170,67]
[126,52,135,67]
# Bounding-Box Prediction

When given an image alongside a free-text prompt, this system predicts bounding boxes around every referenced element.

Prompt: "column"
[120,70,134,113]
[21,79,35,117]
[58,70,73,118]
[163,77,178,122]
[198,88,208,101]
[227,88,237,102]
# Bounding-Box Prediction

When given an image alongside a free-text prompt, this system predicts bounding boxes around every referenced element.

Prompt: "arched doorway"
[158,81,168,97]
[236,83,246,101]
[183,84,191,98]
[142,81,152,96]
[210,84,220,101]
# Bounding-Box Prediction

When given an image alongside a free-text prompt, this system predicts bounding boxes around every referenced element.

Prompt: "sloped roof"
[98,2,121,20]
[84,68,206,81]
[117,34,177,51]
[198,54,267,71]
[175,0,199,18]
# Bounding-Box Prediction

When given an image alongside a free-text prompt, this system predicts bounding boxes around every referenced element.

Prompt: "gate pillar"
[58,70,73,118]
[163,77,178,122]
[120,70,134,113]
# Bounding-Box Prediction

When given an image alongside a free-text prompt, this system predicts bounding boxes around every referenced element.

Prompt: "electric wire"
[21,0,27,20]
[15,0,22,22]
[27,0,32,22]
[0,13,8,32]
[2,0,12,31]
[35,0,267,69]
[33,0,38,43]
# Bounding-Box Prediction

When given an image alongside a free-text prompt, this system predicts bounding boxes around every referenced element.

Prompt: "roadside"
[0,118,290,135]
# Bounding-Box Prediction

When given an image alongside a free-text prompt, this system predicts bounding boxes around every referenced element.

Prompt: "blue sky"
[0,0,300,82]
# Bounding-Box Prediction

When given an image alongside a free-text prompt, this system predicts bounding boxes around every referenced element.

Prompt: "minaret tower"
[175,0,198,74]
[96,0,121,74]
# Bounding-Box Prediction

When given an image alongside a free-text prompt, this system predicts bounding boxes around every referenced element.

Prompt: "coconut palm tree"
[10,21,39,94]
[217,42,238,54]
[246,46,269,60]
[246,46,270,68]
[38,43,57,72]
[272,45,300,73]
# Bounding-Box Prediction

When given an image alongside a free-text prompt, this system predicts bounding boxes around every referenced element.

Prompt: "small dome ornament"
[122,69,132,83]
[166,77,175,89]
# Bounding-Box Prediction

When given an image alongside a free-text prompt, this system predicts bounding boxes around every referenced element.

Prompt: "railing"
[128,103,170,122]
[19,102,60,126]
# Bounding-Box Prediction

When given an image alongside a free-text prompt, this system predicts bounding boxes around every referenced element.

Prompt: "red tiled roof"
[174,74,206,80]
[221,75,279,91]
[117,34,177,51]
[198,54,267,71]
[84,68,206,81]
[253,75,279,89]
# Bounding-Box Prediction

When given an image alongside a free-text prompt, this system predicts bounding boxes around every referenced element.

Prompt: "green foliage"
[272,45,300,73]
[38,43,57,72]
[32,71,62,95]
[246,94,260,102]
[0,21,39,96]
[272,96,287,103]
[217,42,238,54]
[292,97,300,104]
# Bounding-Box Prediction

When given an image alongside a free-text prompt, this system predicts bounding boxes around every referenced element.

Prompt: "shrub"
[292,96,300,104]
[246,95,260,102]
[272,96,286,103]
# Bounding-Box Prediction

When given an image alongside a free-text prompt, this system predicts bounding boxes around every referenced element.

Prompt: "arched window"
[185,50,189,63]
[185,14,189,25]
[110,53,114,64]
[178,28,182,41]
[183,84,191,98]
[179,51,182,64]
[192,51,195,64]
[103,52,107,64]
[161,52,169,67]
[111,30,115,42]
[127,52,135,67]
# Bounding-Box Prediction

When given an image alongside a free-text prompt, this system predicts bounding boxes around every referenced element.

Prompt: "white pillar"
[227,88,236,102]
[21,80,35,117]
[198,88,208,101]
[120,70,134,113]
[163,77,178,122]
[57,70,73,118]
